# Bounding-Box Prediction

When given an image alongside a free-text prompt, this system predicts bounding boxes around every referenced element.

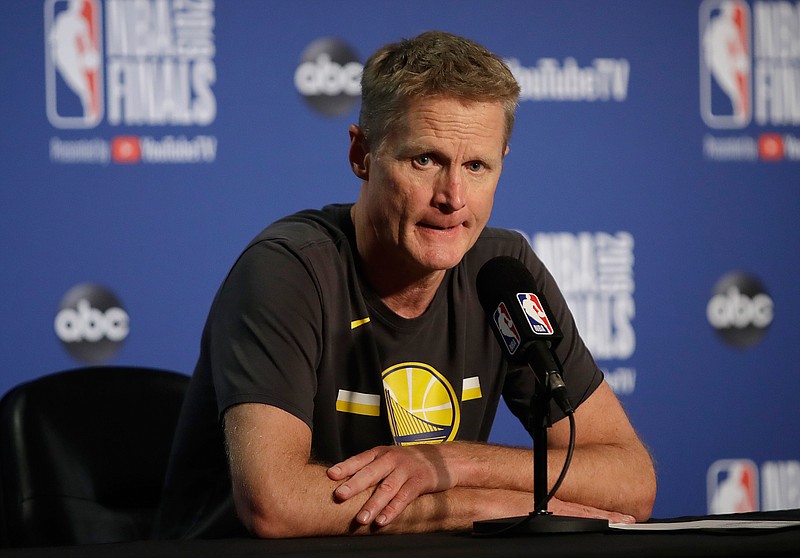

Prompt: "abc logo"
[706,272,773,348]
[54,283,130,363]
[294,37,362,116]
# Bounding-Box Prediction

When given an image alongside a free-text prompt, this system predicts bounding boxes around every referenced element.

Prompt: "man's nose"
[432,167,466,213]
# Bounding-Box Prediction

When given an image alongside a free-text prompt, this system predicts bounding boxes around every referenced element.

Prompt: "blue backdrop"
[2,0,798,519]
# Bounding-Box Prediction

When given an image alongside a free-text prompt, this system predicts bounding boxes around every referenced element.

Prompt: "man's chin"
[415,250,468,273]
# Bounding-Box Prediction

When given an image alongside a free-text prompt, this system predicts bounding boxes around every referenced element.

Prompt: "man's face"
[354,96,508,277]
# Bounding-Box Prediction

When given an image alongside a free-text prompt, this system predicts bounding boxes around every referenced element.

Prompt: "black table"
[3,511,800,558]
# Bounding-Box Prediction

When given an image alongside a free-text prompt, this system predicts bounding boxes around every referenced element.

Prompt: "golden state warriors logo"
[382,362,460,446]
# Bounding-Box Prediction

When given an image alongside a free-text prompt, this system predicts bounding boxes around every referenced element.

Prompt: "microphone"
[473,256,609,535]
[476,256,573,415]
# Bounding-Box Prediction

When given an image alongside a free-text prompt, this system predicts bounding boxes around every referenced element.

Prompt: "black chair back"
[0,366,189,547]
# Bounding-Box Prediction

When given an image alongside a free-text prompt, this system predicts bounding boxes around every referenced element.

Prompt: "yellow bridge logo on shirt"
[381,362,461,446]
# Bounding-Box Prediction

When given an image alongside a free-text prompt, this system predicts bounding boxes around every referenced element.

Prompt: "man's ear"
[348,124,370,180]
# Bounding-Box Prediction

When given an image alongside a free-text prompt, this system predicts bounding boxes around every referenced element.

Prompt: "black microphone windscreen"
[476,256,537,315]
[477,255,563,351]
[476,256,574,415]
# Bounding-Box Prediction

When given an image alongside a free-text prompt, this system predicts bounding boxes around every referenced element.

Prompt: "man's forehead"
[403,95,504,116]
[388,99,506,151]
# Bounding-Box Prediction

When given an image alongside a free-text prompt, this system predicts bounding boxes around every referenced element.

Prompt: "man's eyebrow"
[396,141,502,163]
[395,143,444,160]
[398,140,435,153]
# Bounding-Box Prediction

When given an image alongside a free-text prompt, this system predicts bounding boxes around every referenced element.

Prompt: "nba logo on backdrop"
[699,0,752,129]
[707,459,759,514]
[44,0,104,129]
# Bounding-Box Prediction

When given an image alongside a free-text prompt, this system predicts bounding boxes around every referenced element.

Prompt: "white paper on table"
[610,519,800,531]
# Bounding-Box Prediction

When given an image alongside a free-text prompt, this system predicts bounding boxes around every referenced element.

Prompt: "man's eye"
[468,161,485,172]
[414,155,432,166]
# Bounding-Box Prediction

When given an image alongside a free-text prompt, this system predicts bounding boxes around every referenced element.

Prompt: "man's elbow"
[234,493,307,539]
[240,511,290,539]
[630,460,657,522]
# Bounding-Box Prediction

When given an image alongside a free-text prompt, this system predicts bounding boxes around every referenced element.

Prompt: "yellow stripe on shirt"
[462,376,482,401]
[336,389,381,416]
[350,317,371,329]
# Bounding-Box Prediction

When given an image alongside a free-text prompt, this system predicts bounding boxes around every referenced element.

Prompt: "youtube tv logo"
[758,134,784,162]
[112,136,142,164]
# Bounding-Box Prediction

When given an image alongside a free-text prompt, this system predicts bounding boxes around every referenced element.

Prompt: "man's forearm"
[330,384,655,524]
[544,441,656,521]
[234,459,365,538]
[377,485,541,534]
[455,381,657,521]
[235,459,534,537]
[328,437,653,527]
[425,439,654,521]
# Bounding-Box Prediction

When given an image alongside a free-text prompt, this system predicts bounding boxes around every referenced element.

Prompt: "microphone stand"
[473,365,609,536]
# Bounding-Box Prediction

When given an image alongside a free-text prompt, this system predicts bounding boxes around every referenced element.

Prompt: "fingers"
[332,451,423,526]
[330,449,395,501]
[327,448,379,481]
[327,445,448,527]
[549,497,636,524]
[354,471,419,526]
[608,512,636,524]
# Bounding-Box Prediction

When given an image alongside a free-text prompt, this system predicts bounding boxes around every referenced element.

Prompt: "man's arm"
[329,381,656,526]
[545,381,656,520]
[224,402,635,538]
[224,403,531,537]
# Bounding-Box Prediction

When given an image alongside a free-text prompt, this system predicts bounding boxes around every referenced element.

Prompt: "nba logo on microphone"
[44,0,104,129]
[707,459,759,514]
[699,0,752,129]
[492,303,521,355]
[517,294,554,336]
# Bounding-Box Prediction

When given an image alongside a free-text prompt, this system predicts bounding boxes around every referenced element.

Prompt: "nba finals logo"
[43,0,218,164]
[700,0,752,129]
[700,1,800,161]
[45,0,104,129]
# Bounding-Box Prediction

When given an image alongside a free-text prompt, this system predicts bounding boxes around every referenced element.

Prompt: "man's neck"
[350,205,445,319]
[367,268,445,319]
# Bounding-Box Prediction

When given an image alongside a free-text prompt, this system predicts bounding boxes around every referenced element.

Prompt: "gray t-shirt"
[153,203,603,539]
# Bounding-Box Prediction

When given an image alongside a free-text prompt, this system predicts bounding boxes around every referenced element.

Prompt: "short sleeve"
[207,240,324,428]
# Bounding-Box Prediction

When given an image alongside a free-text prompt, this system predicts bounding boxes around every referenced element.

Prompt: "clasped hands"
[327,444,456,527]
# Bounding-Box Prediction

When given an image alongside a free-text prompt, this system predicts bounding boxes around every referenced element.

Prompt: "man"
[153,31,655,539]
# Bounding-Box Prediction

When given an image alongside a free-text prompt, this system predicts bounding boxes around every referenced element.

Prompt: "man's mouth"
[419,222,461,231]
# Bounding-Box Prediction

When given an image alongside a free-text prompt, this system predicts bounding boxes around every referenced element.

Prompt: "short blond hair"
[359,31,520,149]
